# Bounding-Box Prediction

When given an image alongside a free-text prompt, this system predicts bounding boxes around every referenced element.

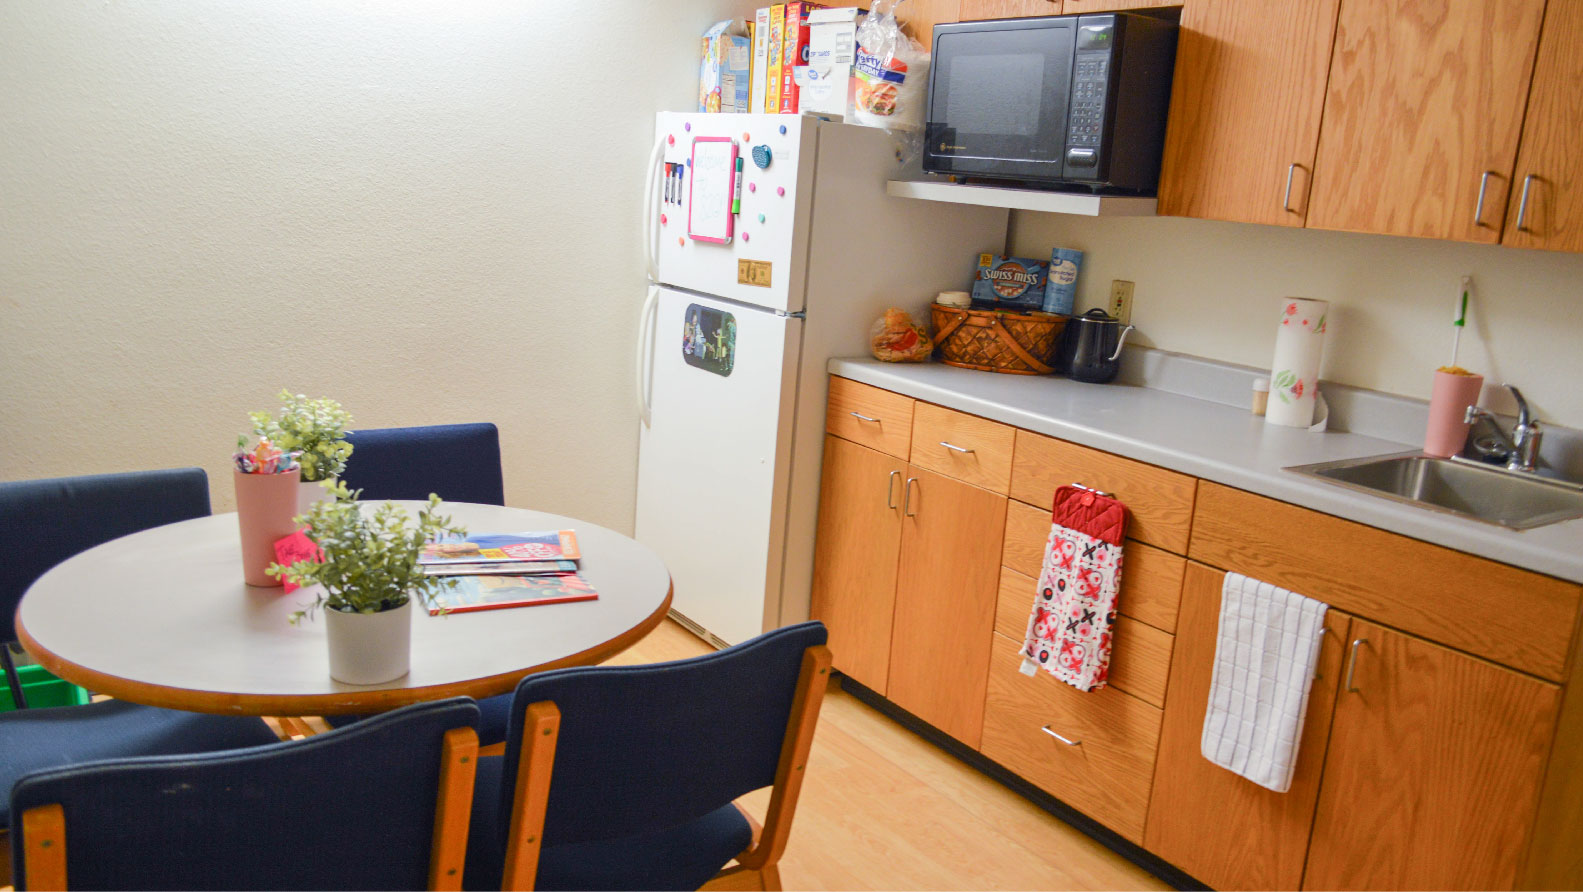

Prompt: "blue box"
[971,254,1049,311]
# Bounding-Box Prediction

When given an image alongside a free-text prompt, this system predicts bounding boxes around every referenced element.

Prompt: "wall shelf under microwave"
[885,179,1158,217]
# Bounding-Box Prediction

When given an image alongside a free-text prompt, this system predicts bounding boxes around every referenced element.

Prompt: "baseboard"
[837,674,1209,892]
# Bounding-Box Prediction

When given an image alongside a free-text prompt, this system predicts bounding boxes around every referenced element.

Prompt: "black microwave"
[923,13,1178,193]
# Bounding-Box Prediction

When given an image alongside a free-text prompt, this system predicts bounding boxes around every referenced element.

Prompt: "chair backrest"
[10,697,481,891]
[0,469,210,642]
[340,423,505,506]
[494,621,829,850]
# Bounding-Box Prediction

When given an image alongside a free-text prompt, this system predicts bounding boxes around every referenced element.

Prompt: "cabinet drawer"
[1190,482,1582,681]
[1002,499,1185,633]
[994,567,1175,708]
[826,377,914,459]
[1011,431,1197,553]
[981,632,1162,844]
[909,403,1016,493]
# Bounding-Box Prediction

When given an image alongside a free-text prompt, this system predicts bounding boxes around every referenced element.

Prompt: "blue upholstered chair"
[340,423,505,506]
[0,469,282,833]
[463,621,831,892]
[9,698,482,891]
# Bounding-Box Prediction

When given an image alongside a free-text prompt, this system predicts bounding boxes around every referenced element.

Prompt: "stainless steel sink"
[1286,451,1583,530]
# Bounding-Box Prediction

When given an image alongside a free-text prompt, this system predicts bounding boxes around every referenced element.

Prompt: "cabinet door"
[898,0,962,46]
[1306,0,1545,242]
[1503,0,1583,253]
[1303,621,1561,891]
[1144,563,1351,891]
[887,466,1007,748]
[810,435,905,694]
[959,0,1061,20]
[1156,0,1340,225]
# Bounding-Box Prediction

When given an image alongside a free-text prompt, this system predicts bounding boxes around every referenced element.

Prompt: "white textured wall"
[1,0,753,524]
[1011,212,1583,427]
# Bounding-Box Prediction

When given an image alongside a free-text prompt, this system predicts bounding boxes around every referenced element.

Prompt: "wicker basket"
[931,305,1068,375]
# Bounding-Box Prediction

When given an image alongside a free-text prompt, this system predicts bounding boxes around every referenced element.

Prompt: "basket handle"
[992,316,1055,375]
[933,306,968,343]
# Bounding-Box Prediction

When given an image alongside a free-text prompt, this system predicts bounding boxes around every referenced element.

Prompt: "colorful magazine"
[423,559,577,578]
[419,530,581,565]
[428,573,598,615]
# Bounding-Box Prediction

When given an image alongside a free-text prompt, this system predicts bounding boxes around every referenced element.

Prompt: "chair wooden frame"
[500,644,833,892]
[17,726,480,892]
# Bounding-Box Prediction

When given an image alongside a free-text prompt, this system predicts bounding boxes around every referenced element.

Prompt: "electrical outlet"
[1109,280,1135,325]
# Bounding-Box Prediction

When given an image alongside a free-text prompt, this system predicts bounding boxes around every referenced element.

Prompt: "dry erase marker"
[731,157,743,214]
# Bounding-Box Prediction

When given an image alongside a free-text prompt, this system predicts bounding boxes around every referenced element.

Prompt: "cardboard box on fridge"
[699,19,752,113]
[793,7,863,116]
[778,2,827,114]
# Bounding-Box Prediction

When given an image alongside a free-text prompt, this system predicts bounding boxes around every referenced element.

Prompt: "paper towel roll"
[1266,298,1328,428]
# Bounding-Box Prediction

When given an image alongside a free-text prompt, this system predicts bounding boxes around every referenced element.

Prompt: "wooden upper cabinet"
[1062,0,1180,14]
[1503,0,1583,253]
[1145,563,1352,891]
[1306,0,1546,243]
[898,0,963,46]
[1303,620,1561,891]
[1156,0,1341,225]
[959,0,1061,20]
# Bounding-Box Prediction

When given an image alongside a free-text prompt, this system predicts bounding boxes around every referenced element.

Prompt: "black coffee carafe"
[1059,308,1136,383]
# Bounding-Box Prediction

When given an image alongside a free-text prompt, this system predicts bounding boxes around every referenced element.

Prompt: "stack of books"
[420,531,599,614]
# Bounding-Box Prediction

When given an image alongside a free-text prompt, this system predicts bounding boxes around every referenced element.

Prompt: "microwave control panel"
[1064,19,1116,175]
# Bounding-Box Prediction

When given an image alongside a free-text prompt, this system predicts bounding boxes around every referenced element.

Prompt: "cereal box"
[971,254,1050,311]
[700,20,752,113]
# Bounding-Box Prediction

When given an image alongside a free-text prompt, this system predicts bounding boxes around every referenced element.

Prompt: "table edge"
[17,581,674,716]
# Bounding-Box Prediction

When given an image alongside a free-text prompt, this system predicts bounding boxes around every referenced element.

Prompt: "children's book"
[419,531,581,565]
[429,573,599,615]
[423,559,577,578]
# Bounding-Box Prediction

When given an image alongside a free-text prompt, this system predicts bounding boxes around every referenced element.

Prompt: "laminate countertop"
[828,357,1583,585]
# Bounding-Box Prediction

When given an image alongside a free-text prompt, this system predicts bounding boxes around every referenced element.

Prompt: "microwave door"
[926,19,1075,181]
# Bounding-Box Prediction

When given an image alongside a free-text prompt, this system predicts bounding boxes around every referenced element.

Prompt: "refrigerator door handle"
[642,133,666,284]
[636,284,660,427]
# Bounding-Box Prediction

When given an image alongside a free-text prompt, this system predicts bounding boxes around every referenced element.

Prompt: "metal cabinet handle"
[886,470,900,509]
[903,477,918,517]
[1517,174,1536,233]
[1345,637,1367,693]
[849,412,879,423]
[939,441,975,454]
[1474,171,1496,228]
[1315,626,1328,680]
[1041,725,1081,746]
[1283,163,1299,213]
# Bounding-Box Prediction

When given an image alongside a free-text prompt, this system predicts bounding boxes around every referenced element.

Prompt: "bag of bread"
[870,307,933,362]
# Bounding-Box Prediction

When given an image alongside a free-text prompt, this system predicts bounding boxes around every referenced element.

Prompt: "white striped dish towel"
[1201,572,1329,793]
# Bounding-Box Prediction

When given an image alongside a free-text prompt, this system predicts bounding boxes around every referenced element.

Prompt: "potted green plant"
[268,484,466,684]
[250,391,354,515]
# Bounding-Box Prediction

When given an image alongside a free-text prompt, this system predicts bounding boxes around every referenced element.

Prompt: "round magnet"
[667,134,674,145]
[779,124,787,135]
[684,122,691,131]
[758,213,765,223]
[752,144,772,169]
[776,186,785,197]
[742,232,750,242]
[660,214,667,225]
[749,182,757,193]
[677,236,684,246]
[742,131,750,142]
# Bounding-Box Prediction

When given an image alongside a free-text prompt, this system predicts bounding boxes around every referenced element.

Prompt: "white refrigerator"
[635,111,1007,647]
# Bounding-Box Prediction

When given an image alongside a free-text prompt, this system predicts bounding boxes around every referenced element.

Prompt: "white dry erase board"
[688,137,737,244]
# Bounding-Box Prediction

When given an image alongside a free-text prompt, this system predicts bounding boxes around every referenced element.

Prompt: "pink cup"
[235,467,301,586]
[1423,370,1484,458]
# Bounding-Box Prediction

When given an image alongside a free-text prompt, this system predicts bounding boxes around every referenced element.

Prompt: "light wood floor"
[616,620,1171,892]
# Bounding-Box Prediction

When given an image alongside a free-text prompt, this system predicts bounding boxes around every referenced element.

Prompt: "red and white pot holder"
[1020,485,1128,692]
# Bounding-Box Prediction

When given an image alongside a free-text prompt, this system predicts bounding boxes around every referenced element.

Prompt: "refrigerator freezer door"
[652,112,816,313]
[634,287,802,646]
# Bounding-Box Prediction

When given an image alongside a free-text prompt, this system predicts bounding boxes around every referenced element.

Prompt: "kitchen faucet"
[1465,384,1543,472]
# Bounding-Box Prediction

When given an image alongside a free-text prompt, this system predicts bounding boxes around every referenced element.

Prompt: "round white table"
[16,502,672,715]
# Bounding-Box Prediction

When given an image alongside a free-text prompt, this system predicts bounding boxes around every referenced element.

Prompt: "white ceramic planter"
[297,477,336,516]
[324,599,412,684]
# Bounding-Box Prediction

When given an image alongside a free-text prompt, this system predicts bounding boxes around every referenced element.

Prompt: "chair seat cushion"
[0,699,279,828]
[463,755,753,891]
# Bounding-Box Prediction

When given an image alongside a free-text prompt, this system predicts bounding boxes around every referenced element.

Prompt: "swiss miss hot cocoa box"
[970,254,1049,311]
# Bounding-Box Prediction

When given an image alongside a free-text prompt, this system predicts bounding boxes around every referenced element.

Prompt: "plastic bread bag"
[870,307,933,362]
[851,0,930,163]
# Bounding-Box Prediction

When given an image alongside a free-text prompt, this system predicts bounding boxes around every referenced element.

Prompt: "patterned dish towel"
[1020,485,1127,692]
[1201,573,1329,793]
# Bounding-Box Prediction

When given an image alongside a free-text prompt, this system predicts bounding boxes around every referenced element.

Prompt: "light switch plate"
[1109,280,1135,325]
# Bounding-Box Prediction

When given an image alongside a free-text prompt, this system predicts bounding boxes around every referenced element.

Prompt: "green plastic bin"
[0,662,91,711]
